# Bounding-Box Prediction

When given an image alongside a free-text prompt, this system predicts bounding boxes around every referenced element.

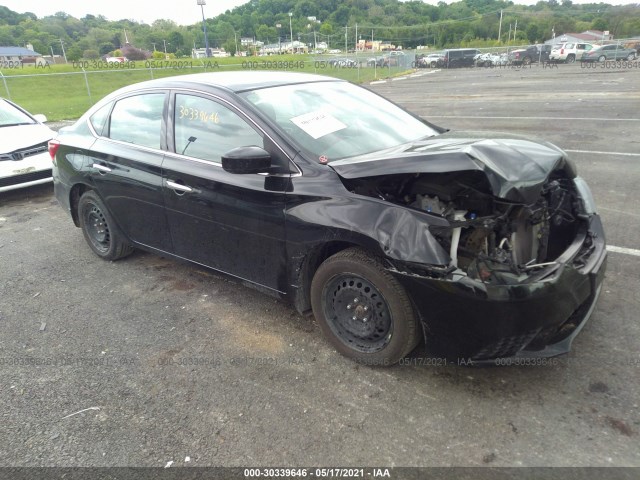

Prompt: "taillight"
[48,139,60,161]
[561,48,564,54]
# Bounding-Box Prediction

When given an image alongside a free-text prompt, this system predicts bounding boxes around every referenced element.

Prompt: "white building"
[260,41,308,55]
[192,48,230,58]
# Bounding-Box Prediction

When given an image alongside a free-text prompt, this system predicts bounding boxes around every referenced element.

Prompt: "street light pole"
[288,13,293,54]
[197,0,211,57]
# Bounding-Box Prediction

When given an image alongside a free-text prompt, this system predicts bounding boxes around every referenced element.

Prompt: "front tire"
[598,55,606,62]
[627,53,636,61]
[78,191,133,261]
[310,248,420,365]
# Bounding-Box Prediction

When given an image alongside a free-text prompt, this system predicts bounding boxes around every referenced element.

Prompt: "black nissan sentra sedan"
[50,72,607,365]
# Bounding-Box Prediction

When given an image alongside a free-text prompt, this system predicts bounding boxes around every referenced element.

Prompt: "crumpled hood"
[0,123,54,154]
[329,131,572,204]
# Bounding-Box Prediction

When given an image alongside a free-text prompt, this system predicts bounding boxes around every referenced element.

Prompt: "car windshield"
[240,81,439,162]
[0,99,35,127]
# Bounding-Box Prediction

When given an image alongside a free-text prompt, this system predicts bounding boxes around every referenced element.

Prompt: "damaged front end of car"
[331,133,607,362]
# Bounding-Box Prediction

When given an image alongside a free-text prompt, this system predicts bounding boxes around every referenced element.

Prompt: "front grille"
[0,169,52,188]
[0,142,49,162]
[472,329,540,361]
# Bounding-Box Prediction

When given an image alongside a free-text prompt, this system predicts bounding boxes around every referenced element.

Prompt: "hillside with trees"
[1,0,638,60]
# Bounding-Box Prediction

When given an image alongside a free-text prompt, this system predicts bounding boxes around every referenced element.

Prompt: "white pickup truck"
[549,42,594,63]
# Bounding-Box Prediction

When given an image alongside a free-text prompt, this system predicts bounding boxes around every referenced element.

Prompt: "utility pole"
[498,9,503,43]
[59,38,67,63]
[288,13,293,53]
[345,25,348,53]
[514,19,518,44]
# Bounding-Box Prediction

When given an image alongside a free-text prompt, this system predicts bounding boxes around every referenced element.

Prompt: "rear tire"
[78,191,133,261]
[310,248,421,366]
[598,55,606,62]
[627,53,636,61]
[523,56,532,66]
[566,54,575,63]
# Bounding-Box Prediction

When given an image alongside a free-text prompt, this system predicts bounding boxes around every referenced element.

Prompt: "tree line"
[1,0,638,60]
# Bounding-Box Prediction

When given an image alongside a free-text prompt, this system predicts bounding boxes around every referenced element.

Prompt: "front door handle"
[92,163,112,173]
[166,180,193,193]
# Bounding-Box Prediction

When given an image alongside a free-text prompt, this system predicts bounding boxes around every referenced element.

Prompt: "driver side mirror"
[221,146,271,174]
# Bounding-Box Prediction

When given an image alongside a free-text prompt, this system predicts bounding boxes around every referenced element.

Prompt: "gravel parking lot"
[1,63,639,473]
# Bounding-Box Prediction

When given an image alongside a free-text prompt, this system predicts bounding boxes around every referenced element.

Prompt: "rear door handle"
[166,180,193,193]
[92,163,112,173]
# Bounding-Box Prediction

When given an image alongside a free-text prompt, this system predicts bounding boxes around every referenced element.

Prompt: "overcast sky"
[2,0,638,26]
[1,0,247,26]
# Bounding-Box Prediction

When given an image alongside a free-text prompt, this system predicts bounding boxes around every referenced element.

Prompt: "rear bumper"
[390,215,607,361]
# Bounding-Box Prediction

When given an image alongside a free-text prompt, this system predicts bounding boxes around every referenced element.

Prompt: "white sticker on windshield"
[290,109,347,140]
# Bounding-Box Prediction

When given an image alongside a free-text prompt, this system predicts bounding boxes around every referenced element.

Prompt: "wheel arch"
[292,241,385,315]
[69,183,94,227]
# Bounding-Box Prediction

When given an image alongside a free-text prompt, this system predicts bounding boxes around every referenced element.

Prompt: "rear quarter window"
[108,93,165,149]
[89,103,112,136]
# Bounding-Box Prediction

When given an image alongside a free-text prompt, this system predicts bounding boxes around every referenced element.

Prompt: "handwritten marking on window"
[179,105,220,124]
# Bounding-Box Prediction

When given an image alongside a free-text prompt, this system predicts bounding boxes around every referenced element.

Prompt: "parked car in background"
[51,71,607,365]
[0,98,55,192]
[367,56,384,67]
[367,51,405,68]
[440,48,481,68]
[549,42,594,63]
[509,44,551,65]
[382,53,401,67]
[328,58,358,68]
[474,52,508,67]
[581,44,637,62]
[416,53,444,68]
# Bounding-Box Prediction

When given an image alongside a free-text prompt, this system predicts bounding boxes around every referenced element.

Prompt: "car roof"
[109,71,341,95]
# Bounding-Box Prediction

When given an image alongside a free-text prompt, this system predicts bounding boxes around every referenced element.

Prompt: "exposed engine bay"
[343,169,582,284]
